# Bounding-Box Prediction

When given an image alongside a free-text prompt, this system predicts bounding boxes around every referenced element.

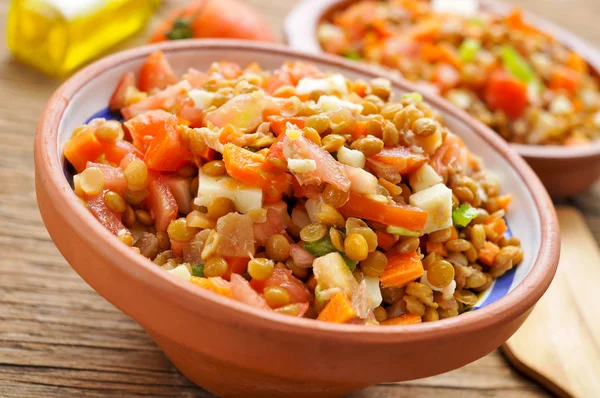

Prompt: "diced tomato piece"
[209,61,242,79]
[64,130,105,173]
[230,274,271,311]
[144,124,192,172]
[178,105,204,128]
[250,268,310,306]
[184,68,209,88]
[206,93,281,133]
[253,208,285,246]
[109,72,136,111]
[266,61,324,94]
[121,80,192,120]
[267,115,305,136]
[339,192,428,231]
[86,192,125,235]
[86,162,127,194]
[104,140,143,165]
[222,257,250,281]
[124,109,179,151]
[146,172,178,232]
[485,70,528,119]
[138,51,177,93]
[284,136,351,192]
[430,133,467,181]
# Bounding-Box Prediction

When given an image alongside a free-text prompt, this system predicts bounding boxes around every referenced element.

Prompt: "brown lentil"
[445,239,472,252]
[123,188,149,205]
[323,184,350,208]
[428,227,452,243]
[305,114,331,134]
[300,223,327,243]
[167,218,197,242]
[406,282,437,308]
[373,306,388,322]
[202,160,226,177]
[350,136,384,156]
[423,306,439,322]
[403,295,426,317]
[104,191,126,213]
[454,290,479,306]
[411,118,438,137]
[286,258,309,279]
[321,134,346,152]
[395,236,420,254]
[156,231,171,251]
[329,228,345,252]
[360,250,388,277]
[207,197,236,220]
[427,260,455,288]
[303,127,322,146]
[122,205,135,228]
[134,209,154,226]
[394,105,424,132]
[266,234,291,262]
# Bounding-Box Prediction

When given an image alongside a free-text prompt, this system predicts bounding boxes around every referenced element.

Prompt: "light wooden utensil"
[502,206,600,398]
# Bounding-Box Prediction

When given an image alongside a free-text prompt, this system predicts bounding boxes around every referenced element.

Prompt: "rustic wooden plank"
[0,0,596,397]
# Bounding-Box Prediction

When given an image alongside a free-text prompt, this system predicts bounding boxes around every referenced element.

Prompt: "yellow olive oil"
[7,0,160,77]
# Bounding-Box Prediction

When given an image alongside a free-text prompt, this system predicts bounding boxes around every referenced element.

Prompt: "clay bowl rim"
[284,0,600,161]
[35,39,559,343]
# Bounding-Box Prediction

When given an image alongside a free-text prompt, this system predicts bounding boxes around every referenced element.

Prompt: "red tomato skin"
[86,162,127,194]
[146,172,178,232]
[138,51,177,93]
[109,72,136,111]
[103,140,143,165]
[86,192,125,235]
[124,109,179,151]
[485,71,528,119]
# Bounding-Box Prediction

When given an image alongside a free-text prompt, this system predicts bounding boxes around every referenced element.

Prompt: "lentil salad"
[64,52,523,325]
[318,0,600,146]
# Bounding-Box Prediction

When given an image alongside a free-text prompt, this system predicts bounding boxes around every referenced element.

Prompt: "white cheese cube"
[317,95,363,115]
[188,89,215,109]
[168,265,191,281]
[296,74,348,96]
[337,145,366,168]
[194,171,262,214]
[288,158,317,173]
[409,164,443,192]
[409,183,453,234]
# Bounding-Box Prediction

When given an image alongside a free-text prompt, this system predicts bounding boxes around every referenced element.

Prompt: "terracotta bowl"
[285,0,600,199]
[35,40,559,398]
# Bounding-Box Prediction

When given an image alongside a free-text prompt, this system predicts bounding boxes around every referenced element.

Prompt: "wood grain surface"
[1,0,599,397]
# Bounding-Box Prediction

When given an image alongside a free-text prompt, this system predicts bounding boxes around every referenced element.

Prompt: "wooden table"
[1,0,599,396]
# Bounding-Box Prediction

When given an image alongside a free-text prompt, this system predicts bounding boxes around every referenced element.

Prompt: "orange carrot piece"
[486,218,508,237]
[376,230,399,251]
[549,66,581,96]
[64,130,106,172]
[317,292,357,323]
[380,251,424,289]
[380,314,422,325]
[351,120,368,139]
[191,277,233,298]
[222,143,286,190]
[267,116,305,136]
[566,52,588,74]
[339,193,428,231]
[409,19,440,42]
[426,241,447,257]
[495,194,513,210]
[478,241,500,266]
